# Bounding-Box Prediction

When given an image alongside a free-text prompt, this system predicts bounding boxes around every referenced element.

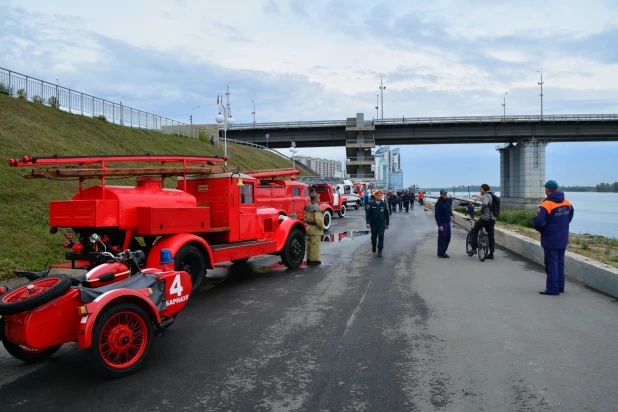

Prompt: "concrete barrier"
[428,201,618,298]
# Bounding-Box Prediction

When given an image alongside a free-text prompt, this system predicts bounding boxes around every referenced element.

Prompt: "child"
[467,202,475,218]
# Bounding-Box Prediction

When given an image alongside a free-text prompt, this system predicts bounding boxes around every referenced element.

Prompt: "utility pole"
[251,100,256,126]
[502,92,507,120]
[379,77,386,120]
[375,94,379,120]
[537,71,544,120]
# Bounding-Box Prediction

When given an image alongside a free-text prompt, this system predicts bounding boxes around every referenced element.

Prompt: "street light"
[502,92,508,119]
[251,100,256,126]
[215,83,235,165]
[537,71,544,120]
[190,105,201,125]
[289,141,297,169]
[375,94,379,121]
[379,77,386,120]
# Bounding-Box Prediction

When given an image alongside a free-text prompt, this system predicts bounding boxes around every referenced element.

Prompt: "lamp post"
[251,100,256,127]
[289,141,297,169]
[502,92,508,119]
[537,71,544,120]
[190,105,201,126]
[375,94,379,120]
[215,83,235,165]
[379,77,386,120]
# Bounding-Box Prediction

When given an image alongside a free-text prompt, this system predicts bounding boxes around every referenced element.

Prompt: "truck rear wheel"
[174,245,206,294]
[323,211,332,231]
[280,228,306,269]
[338,204,346,218]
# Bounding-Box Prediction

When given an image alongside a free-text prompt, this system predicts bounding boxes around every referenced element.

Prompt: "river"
[437,191,618,238]
[562,192,618,238]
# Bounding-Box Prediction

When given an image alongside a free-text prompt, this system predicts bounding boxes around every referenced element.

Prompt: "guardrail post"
[112,102,115,124]
[26,75,29,99]
[8,70,11,96]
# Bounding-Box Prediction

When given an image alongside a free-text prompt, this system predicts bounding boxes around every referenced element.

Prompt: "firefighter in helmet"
[304,191,325,266]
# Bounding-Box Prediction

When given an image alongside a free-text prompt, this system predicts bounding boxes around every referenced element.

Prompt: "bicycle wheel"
[478,232,489,262]
[466,232,472,255]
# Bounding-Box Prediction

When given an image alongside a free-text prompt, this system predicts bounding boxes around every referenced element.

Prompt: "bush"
[32,95,44,104]
[95,115,107,122]
[581,241,589,250]
[16,88,27,99]
[47,95,60,109]
[497,210,536,227]
[0,81,13,96]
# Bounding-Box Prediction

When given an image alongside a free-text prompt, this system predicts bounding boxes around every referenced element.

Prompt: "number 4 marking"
[170,274,183,297]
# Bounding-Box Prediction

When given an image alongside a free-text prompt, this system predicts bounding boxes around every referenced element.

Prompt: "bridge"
[226,113,618,209]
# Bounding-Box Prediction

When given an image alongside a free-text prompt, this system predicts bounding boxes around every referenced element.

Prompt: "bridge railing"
[231,114,618,130]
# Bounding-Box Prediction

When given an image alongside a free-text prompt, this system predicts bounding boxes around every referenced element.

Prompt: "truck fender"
[274,220,306,252]
[147,234,214,270]
[77,288,161,348]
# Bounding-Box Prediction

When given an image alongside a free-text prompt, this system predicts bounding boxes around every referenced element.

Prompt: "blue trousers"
[437,223,451,256]
[544,248,565,294]
[370,223,386,249]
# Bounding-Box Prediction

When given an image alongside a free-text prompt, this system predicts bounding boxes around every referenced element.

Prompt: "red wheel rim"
[98,311,148,369]
[2,278,61,304]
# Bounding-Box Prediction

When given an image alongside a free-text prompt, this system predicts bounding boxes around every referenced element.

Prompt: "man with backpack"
[469,184,498,259]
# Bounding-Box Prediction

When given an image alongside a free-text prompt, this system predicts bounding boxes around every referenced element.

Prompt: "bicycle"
[464,217,489,261]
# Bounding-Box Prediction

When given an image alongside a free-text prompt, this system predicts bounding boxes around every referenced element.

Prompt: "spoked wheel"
[466,232,473,255]
[174,244,206,294]
[478,232,489,262]
[280,228,306,269]
[87,303,153,378]
[0,275,71,315]
[0,318,61,362]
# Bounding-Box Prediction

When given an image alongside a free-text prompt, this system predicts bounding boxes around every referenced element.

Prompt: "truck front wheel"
[280,228,306,269]
[323,211,332,231]
[174,245,206,294]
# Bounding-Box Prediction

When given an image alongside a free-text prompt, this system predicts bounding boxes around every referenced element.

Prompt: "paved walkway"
[1,206,617,411]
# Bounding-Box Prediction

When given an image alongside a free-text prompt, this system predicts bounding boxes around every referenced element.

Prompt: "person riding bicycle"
[468,184,496,259]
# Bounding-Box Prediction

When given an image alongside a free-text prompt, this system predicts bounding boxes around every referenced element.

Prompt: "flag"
[251,111,255,115]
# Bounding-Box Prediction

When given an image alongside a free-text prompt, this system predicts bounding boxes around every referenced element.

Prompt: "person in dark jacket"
[435,189,453,258]
[366,190,390,257]
[533,180,574,296]
[469,184,497,259]
[390,191,398,212]
[403,191,411,212]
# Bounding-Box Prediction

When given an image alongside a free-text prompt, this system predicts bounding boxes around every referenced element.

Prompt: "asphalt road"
[1,205,617,412]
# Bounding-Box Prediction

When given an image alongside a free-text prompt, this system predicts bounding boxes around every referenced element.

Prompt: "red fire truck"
[249,169,311,220]
[6,155,308,294]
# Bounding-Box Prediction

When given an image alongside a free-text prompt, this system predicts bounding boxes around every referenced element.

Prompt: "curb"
[427,201,618,298]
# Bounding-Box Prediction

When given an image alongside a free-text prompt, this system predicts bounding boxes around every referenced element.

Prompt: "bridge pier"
[498,140,548,210]
[345,113,376,181]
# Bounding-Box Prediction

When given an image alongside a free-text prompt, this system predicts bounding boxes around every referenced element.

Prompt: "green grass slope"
[0,95,312,279]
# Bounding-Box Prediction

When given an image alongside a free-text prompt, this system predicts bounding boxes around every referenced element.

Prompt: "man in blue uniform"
[435,189,453,258]
[366,190,390,257]
[534,180,574,296]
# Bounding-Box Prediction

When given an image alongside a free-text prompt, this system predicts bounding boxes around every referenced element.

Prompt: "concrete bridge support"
[498,140,548,210]
[345,113,376,181]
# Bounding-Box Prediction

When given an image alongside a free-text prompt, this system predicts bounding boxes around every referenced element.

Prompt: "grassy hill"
[0,95,313,279]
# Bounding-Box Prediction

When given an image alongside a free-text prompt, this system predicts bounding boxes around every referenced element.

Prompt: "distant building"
[295,156,342,177]
[374,146,404,190]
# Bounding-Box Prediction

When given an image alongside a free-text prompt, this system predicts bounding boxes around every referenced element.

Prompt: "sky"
[1,0,617,187]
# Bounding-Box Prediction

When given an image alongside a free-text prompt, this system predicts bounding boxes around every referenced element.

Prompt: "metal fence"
[0,67,198,138]
[226,138,318,174]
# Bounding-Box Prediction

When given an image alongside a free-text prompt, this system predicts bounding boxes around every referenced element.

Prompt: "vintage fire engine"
[1,154,308,375]
[249,169,311,220]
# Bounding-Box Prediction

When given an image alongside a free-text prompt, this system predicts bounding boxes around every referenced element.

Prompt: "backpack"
[490,194,501,217]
